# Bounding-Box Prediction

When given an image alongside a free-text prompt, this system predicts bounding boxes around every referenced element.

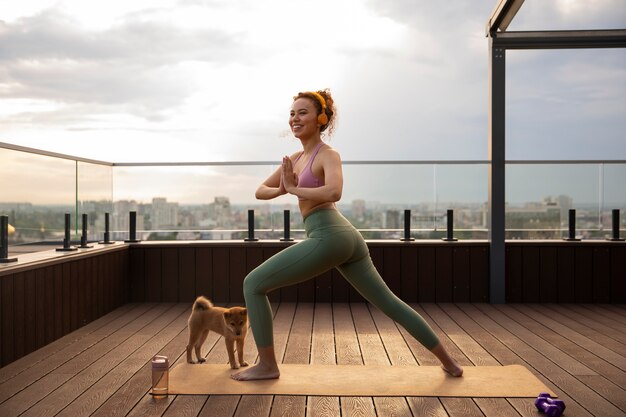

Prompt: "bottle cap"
[152,355,169,370]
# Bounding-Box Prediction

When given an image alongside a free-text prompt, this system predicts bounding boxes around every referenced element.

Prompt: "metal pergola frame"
[486,0,626,303]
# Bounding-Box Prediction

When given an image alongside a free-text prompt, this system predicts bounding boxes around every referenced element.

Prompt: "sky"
[1,0,625,165]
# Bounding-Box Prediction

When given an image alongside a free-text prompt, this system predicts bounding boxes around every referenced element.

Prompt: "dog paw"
[197,358,206,363]
[230,363,240,369]
[240,361,249,367]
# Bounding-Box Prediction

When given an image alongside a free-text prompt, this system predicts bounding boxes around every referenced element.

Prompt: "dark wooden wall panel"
[13,273,25,361]
[418,247,436,302]
[506,246,523,302]
[453,247,471,302]
[593,248,610,303]
[401,246,418,302]
[178,248,196,302]
[574,247,593,303]
[436,247,453,302]
[539,247,557,303]
[195,247,213,300]
[611,246,625,302]
[557,247,574,303]
[162,248,179,303]
[470,246,489,302]
[522,247,540,303]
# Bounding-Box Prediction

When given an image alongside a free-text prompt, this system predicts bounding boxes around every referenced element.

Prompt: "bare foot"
[441,364,463,377]
[231,363,280,381]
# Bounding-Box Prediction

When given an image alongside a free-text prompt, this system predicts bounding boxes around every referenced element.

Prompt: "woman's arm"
[282,148,343,202]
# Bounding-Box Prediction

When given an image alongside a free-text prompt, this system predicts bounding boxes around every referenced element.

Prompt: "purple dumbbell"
[535,393,566,417]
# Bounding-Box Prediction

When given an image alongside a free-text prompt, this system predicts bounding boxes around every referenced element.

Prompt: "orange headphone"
[307,91,329,125]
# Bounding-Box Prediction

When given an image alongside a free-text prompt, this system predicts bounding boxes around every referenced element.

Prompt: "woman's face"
[289,97,319,139]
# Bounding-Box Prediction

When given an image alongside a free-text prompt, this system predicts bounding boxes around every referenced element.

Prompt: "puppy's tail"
[193,296,214,311]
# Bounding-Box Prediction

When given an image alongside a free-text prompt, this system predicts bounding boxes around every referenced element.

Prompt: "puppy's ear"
[241,308,247,316]
[224,312,231,319]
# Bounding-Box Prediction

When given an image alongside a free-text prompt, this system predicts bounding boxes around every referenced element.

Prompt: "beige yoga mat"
[168,363,556,397]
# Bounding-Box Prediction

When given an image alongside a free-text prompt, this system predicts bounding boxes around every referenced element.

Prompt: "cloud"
[0,7,250,123]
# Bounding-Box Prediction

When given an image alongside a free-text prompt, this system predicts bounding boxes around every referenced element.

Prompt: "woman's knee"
[243,270,264,297]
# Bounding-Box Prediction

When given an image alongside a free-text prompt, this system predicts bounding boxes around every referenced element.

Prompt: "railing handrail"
[3,141,625,166]
[0,141,113,166]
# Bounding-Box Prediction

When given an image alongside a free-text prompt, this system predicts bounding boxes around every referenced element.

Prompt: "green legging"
[243,208,440,350]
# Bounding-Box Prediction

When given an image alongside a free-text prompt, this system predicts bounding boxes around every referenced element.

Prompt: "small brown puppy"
[186,296,249,369]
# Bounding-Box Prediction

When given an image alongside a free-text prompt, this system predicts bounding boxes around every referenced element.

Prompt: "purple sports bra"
[294,142,325,199]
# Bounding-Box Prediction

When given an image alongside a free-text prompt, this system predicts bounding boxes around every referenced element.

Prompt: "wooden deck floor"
[0,302,624,417]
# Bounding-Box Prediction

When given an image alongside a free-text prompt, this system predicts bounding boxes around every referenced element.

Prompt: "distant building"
[151,197,178,230]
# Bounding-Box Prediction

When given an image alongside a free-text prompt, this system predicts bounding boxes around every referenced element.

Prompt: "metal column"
[488,40,506,303]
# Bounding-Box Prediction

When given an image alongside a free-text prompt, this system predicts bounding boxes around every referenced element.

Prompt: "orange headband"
[306,91,327,111]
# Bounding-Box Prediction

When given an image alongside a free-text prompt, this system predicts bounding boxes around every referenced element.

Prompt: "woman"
[232,89,463,381]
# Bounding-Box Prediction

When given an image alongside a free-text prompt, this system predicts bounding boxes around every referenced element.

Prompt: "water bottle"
[151,355,169,396]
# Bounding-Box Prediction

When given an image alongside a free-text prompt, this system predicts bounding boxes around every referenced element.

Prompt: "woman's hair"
[294,89,337,136]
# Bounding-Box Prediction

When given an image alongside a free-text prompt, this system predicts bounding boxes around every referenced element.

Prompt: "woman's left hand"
[281,156,298,193]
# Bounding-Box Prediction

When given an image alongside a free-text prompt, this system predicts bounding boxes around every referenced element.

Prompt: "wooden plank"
[333,269,352,303]
[1,275,14,366]
[557,247,574,303]
[198,396,239,417]
[129,248,145,302]
[178,248,196,302]
[574,247,593,303]
[92,309,192,417]
[145,249,163,302]
[212,247,230,303]
[229,247,246,303]
[162,395,207,417]
[270,396,306,417]
[554,304,626,345]
[0,305,159,416]
[283,303,313,364]
[360,302,415,417]
[513,305,626,386]
[610,246,626,303]
[0,304,137,385]
[308,303,340,417]
[70,261,79,331]
[195,247,213,300]
[426,304,497,366]
[452,247,470,302]
[418,248,436,302]
[383,246,401,296]
[13,272,25,361]
[474,304,623,417]
[592,247,611,303]
[54,265,63,340]
[539,247,557,302]
[56,305,189,417]
[406,397,448,417]
[435,247,453,302]
[44,267,55,345]
[162,248,179,303]
[506,246,523,302]
[521,247,539,303]
[474,398,520,417]
[273,302,312,417]
[441,398,486,417]
[315,271,332,303]
[400,246,418,302]
[24,270,37,355]
[470,246,489,302]
[19,305,178,417]
[35,269,45,350]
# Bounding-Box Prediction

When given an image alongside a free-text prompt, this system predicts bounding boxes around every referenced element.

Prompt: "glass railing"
[1,142,625,255]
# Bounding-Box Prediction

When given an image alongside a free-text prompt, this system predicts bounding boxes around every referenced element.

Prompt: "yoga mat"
[168,363,556,397]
